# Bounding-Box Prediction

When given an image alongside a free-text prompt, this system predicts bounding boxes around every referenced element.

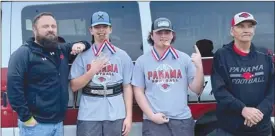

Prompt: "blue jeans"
[18,120,63,136]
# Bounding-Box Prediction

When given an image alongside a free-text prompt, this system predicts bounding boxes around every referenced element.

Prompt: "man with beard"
[7,12,91,136]
[211,12,274,136]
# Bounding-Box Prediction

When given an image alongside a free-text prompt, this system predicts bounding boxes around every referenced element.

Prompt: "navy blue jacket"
[211,41,274,136]
[7,38,90,123]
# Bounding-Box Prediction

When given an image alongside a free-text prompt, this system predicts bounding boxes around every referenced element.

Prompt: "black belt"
[82,83,123,97]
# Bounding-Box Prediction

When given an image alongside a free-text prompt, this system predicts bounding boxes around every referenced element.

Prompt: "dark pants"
[207,128,234,136]
[207,128,272,136]
[142,117,195,136]
[77,119,124,136]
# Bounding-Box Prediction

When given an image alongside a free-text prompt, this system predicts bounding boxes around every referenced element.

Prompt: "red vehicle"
[1,1,274,136]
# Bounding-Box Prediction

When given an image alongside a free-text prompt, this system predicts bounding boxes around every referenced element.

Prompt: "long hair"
[90,26,112,44]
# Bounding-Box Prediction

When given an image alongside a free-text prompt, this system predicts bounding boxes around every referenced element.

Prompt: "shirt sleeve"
[122,53,134,85]
[256,55,274,115]
[131,57,145,88]
[62,41,91,58]
[7,46,32,122]
[69,53,85,80]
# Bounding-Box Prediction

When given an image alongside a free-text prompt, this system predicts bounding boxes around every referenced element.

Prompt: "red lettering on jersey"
[101,64,118,73]
[177,70,182,78]
[158,70,164,79]
[170,70,176,78]
[113,64,118,73]
[148,72,152,80]
[153,71,158,79]
[107,64,113,72]
[101,67,107,72]
[165,71,170,78]
[148,69,182,81]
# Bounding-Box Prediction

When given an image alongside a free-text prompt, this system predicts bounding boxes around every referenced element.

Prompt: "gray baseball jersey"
[131,47,196,120]
[70,43,133,121]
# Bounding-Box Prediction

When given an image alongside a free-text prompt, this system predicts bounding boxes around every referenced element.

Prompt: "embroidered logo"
[239,12,250,18]
[60,54,64,59]
[98,77,106,82]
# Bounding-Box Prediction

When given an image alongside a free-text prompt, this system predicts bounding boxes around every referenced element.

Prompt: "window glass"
[150,1,274,56]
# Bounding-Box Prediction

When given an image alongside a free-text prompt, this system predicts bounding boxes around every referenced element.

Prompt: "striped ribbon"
[92,40,116,56]
[152,46,179,61]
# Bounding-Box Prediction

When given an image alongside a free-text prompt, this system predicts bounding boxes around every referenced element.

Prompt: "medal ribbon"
[152,46,179,61]
[92,40,116,56]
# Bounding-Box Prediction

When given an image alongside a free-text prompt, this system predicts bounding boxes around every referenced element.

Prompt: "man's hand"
[191,45,203,68]
[122,116,132,136]
[24,116,37,127]
[244,119,254,127]
[71,42,86,55]
[242,107,263,126]
[149,113,169,124]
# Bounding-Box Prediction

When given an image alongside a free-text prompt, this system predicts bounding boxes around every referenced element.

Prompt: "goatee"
[36,34,58,51]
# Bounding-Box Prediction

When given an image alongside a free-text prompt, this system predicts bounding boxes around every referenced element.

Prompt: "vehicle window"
[21,1,143,61]
[150,1,274,56]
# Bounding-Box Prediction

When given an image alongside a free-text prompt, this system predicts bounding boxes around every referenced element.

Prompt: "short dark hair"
[147,31,176,46]
[32,12,55,27]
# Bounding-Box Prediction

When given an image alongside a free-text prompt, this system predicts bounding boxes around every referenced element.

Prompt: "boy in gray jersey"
[69,11,133,136]
[131,18,204,136]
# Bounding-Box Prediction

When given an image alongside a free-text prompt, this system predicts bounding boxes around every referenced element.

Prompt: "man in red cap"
[211,12,274,136]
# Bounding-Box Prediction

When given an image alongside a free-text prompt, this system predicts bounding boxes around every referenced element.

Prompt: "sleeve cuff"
[20,114,33,122]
